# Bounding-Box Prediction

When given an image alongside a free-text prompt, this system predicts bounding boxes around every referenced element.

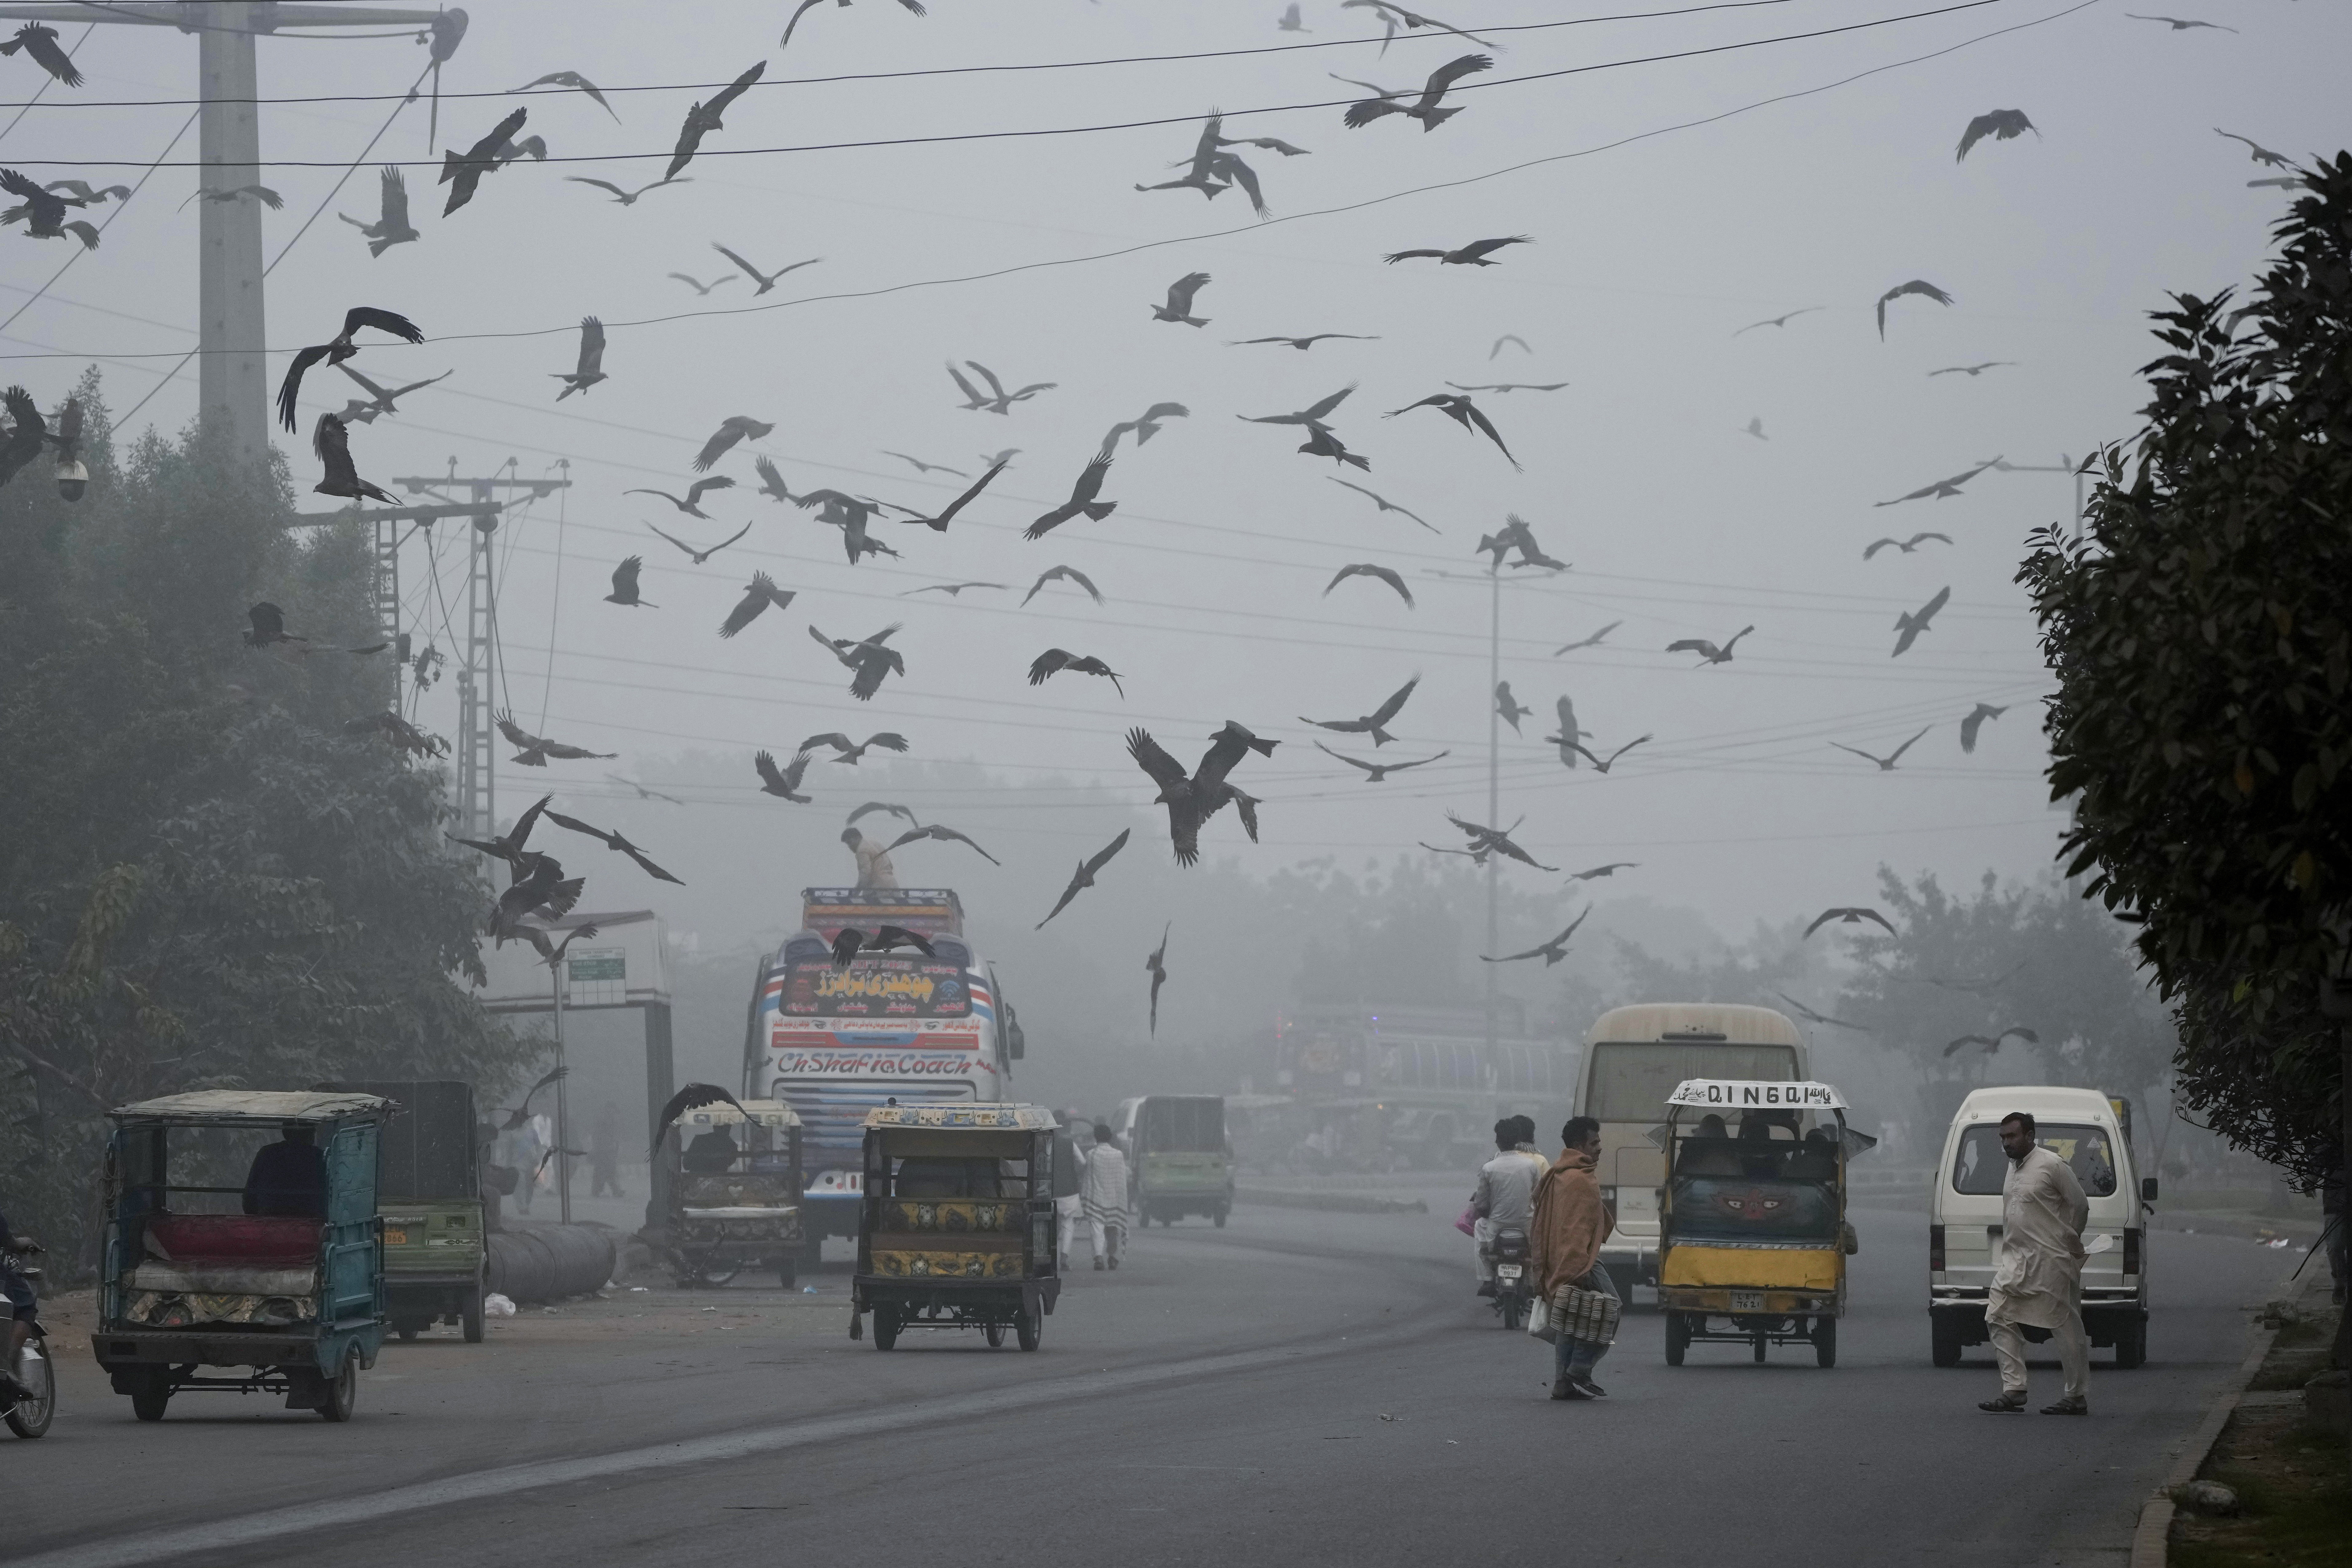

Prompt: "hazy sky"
[8,0,2341,942]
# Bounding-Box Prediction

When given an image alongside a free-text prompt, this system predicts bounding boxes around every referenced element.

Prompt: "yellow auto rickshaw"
[1656,1078,1870,1368]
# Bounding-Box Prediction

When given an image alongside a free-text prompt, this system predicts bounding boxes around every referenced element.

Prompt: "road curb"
[2126,1279,2303,1568]
[1234,1186,1430,1215]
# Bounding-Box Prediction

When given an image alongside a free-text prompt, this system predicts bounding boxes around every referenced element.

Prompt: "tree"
[2018,152,2352,1191]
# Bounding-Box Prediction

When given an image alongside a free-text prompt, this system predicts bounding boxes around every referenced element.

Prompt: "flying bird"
[692,414,775,472]
[718,572,796,637]
[802,731,908,765]
[1314,741,1447,782]
[439,106,528,216]
[1876,461,1995,506]
[344,711,447,757]
[604,555,654,607]
[1863,532,1952,559]
[1447,380,1567,395]
[711,242,819,296]
[1733,308,1822,335]
[1568,862,1638,881]
[1942,1026,2040,1058]
[2213,128,2290,168]
[780,0,931,50]
[513,70,621,119]
[1494,681,1531,733]
[275,306,425,432]
[1037,829,1131,929]
[751,455,797,503]
[883,451,967,477]
[1570,735,1652,774]
[1445,813,1556,871]
[1296,425,1370,471]
[1029,648,1124,697]
[1955,109,2037,161]
[1742,417,1769,441]
[1127,723,1277,865]
[648,518,753,565]
[1385,392,1518,468]
[1958,702,2009,754]
[667,61,765,181]
[1241,383,1355,432]
[310,413,394,504]
[40,179,128,205]
[626,476,736,519]
[1542,696,1586,766]
[848,802,919,827]
[904,580,1007,598]
[755,749,816,802]
[1343,52,1491,131]
[1099,403,1190,454]
[1482,911,1589,967]
[1022,564,1103,606]
[1477,517,1567,572]
[544,810,684,884]
[1384,235,1530,267]
[668,271,736,295]
[1300,674,1418,746]
[607,774,686,806]
[499,1066,572,1133]
[886,459,1008,534]
[1,23,81,87]
[829,924,936,970]
[0,169,97,248]
[808,623,905,701]
[1892,586,1951,657]
[1876,279,1955,340]
[2123,13,2236,31]
[329,361,450,424]
[1152,271,1213,326]
[1929,361,2013,378]
[449,795,551,871]
[552,316,606,399]
[1024,455,1117,540]
[564,175,687,205]
[1145,925,1170,1035]
[884,823,1000,866]
[1802,907,1896,938]
[948,360,1056,415]
[488,857,583,945]
[243,601,300,648]
[1830,726,1931,770]
[1324,563,1413,607]
[799,490,900,565]
[1327,477,1435,532]
[649,1084,746,1156]
[1668,626,1754,665]
[180,184,283,211]
[1278,3,1309,31]
[1340,0,1498,52]
[1775,992,1866,1031]
[496,711,616,767]
[1229,333,1378,351]
[1553,621,1620,655]
[1490,334,1531,358]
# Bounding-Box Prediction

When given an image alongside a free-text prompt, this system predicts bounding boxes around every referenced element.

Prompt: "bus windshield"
[1584,1042,1801,1122]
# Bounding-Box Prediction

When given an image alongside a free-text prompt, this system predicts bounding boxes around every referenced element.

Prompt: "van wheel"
[1664,1311,1690,1366]
[1931,1313,1963,1368]
[2113,1318,2147,1370]
[1812,1317,1837,1368]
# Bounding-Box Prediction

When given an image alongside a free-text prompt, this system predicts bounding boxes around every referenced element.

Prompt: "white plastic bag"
[483,1291,517,1317]
[1526,1292,1560,1344]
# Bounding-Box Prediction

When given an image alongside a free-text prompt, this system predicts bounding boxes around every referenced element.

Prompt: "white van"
[1929,1086,2152,1368]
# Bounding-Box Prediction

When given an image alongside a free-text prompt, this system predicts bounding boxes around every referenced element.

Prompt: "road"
[4,1197,2299,1568]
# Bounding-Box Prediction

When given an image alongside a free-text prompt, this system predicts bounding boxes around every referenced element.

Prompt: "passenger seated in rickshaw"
[242,1123,328,1218]
[1785,1126,1839,1180]
[682,1126,740,1174]
[894,1157,1004,1199]
[1677,1114,1745,1177]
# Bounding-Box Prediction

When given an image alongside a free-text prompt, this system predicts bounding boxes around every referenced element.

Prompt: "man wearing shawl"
[1979,1111,2092,1415]
[1531,1115,1617,1400]
[1081,1120,1132,1271]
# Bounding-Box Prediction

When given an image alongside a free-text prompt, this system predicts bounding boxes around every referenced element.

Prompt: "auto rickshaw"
[92,1090,391,1422]
[330,1079,488,1342]
[663,1098,805,1288]
[1656,1078,1870,1369]
[851,1102,1059,1351]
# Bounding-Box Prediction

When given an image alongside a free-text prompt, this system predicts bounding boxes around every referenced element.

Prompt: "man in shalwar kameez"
[1979,1111,2091,1415]
[1081,1121,1131,1270]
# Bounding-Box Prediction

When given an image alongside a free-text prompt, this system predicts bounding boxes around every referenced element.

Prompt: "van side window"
[1951,1123,2118,1197]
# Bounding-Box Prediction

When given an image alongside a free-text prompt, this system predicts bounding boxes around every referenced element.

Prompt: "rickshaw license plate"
[382,1229,408,1245]
[1496,1265,1522,1280]
[1730,1291,1765,1311]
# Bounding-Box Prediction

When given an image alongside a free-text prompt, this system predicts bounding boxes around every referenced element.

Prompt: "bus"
[742,888,1023,1249]
[1575,1004,1807,1297]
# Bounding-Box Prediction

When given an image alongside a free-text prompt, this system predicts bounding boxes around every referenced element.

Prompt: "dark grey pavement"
[3,1196,2299,1568]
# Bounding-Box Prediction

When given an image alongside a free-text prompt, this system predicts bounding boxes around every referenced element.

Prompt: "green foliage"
[2019,152,2352,1185]
[0,383,531,1268]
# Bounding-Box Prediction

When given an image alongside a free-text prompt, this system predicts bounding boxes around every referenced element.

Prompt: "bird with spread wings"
[808,623,905,701]
[1127,723,1276,865]
[1324,563,1413,607]
[1830,726,1930,771]
[1385,235,1529,267]
[1315,741,1449,782]
[337,167,419,256]
[1482,911,1589,967]
[1327,477,1435,532]
[718,572,794,637]
[1876,279,1954,339]
[543,811,684,884]
[495,712,617,767]
[886,823,1001,867]
[1803,907,1896,938]
[1037,830,1131,929]
[1386,391,1518,468]
[1668,626,1754,665]
[275,306,425,432]
[667,61,764,180]
[1145,925,1171,1036]
[1956,109,2036,161]
[1342,53,1490,131]
[1299,674,1418,746]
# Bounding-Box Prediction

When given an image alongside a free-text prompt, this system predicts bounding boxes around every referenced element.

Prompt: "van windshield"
[1950,1123,2118,1197]
[1582,1042,1800,1122]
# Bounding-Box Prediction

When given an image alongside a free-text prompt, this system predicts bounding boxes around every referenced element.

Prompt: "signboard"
[476,910,670,1013]
[564,947,626,1007]
[798,887,964,940]
[780,957,969,1019]
[1667,1079,1846,1111]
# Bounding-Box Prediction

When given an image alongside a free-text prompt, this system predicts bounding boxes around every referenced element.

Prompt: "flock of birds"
[0,2,2287,1040]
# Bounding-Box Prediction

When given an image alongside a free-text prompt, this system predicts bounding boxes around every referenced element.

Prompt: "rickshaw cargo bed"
[1661,1246,1840,1291]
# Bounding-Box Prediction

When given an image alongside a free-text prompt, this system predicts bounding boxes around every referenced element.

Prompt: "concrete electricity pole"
[0,3,450,464]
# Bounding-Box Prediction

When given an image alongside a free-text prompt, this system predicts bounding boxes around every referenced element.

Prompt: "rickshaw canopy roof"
[673,1097,799,1130]
[861,1101,1055,1131]
[1667,1079,1847,1112]
[109,1089,396,1126]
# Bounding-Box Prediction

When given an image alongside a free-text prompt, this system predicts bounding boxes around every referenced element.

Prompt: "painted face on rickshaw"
[1714,1188,1786,1221]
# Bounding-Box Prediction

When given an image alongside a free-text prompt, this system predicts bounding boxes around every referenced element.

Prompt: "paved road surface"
[4,1198,2298,1568]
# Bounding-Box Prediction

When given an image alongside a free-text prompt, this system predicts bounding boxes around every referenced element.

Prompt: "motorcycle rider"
[1471,1115,1546,1297]
[0,1209,39,1404]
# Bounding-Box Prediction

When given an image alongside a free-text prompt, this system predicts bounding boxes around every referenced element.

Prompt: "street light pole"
[1486,561,1500,1070]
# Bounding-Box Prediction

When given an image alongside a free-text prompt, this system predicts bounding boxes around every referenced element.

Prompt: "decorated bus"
[742,889,1024,1250]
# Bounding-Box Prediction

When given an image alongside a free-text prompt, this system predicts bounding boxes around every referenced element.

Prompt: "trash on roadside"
[483,1292,517,1316]
[2176,1480,2238,1516]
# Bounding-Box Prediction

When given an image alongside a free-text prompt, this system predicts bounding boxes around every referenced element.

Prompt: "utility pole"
[1485,560,1501,1074]
[1983,455,2088,532]
[391,466,571,841]
[0,4,450,466]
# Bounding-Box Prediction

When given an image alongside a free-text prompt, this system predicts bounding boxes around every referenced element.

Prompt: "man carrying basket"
[1531,1115,1621,1401]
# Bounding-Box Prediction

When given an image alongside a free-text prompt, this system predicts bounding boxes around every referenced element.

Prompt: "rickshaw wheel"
[1812,1317,1837,1369]
[777,1262,797,1291]
[461,1287,485,1344]
[872,1306,900,1350]
[1016,1300,1043,1352]
[318,1351,358,1422]
[1213,1208,1228,1229]
[1664,1312,1689,1366]
[394,1322,419,1343]
[984,1322,1007,1348]
[1751,1332,1767,1363]
[129,1370,171,1422]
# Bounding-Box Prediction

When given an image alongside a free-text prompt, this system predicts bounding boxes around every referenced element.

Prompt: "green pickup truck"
[335,1080,488,1342]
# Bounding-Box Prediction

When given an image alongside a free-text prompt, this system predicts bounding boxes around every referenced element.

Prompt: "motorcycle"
[1489,1225,1536,1331]
[3,1242,53,1440]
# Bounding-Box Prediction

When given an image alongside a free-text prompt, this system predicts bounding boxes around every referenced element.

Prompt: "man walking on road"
[1532,1115,1618,1401]
[1082,1121,1131,1271]
[1472,1115,1546,1296]
[1980,1111,2092,1416]
[1052,1113,1087,1271]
